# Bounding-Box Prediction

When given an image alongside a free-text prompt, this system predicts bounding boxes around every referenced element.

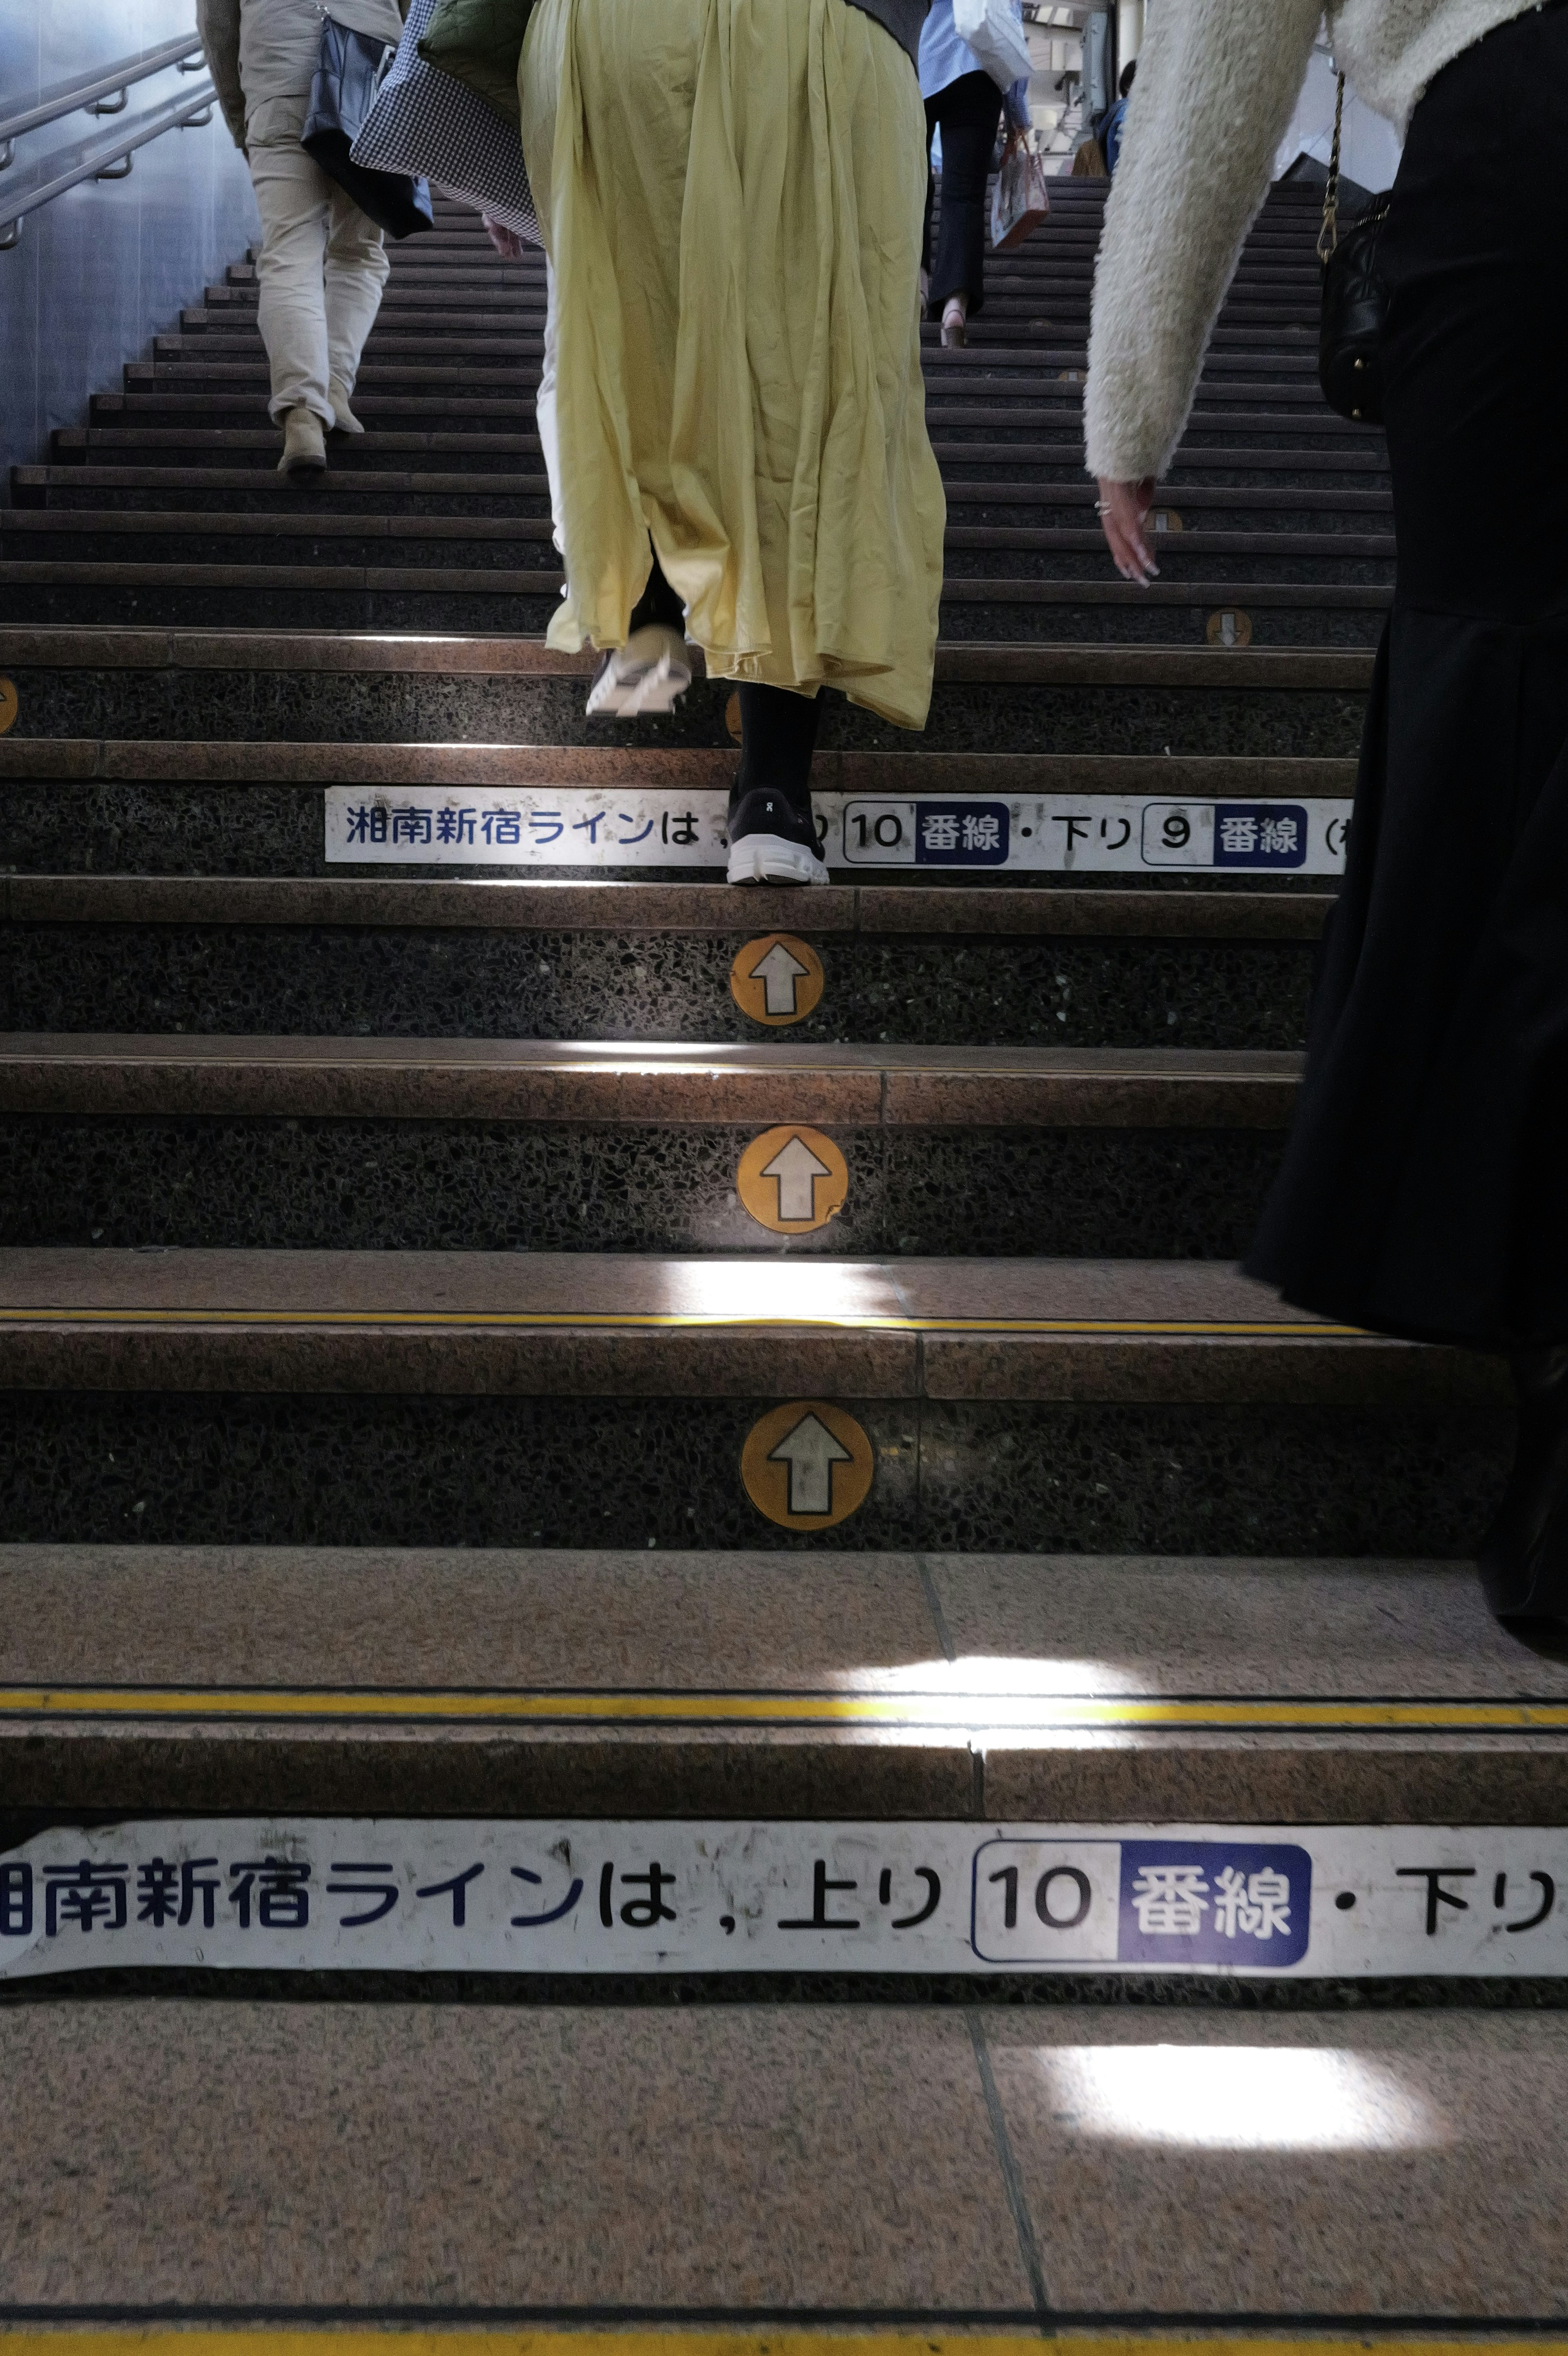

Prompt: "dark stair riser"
[0,676,1372,759]
[937,598,1386,646]
[0,510,1394,549]
[0,925,1316,1050]
[0,1388,1511,1558]
[20,463,1393,501]
[0,1116,1287,1259]
[0,586,1389,645]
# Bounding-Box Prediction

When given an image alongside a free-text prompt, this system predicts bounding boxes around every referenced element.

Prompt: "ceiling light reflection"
[861,1654,1140,1697]
[1037,2044,1446,2151]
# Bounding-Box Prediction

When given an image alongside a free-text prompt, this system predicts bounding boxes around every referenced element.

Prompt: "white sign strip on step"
[2,1819,1561,1979]
[323,788,1351,875]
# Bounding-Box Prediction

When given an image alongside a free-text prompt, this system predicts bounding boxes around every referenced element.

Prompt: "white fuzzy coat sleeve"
[1084,0,1323,483]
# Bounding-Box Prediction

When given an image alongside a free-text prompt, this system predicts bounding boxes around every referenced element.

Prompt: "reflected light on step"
[1037,2044,1448,2150]
[649,1259,895,1320]
[864,1653,1131,1695]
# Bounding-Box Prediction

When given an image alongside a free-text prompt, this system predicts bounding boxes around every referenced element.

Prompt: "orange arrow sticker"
[742,1399,875,1528]
[735,1124,848,1234]
[729,933,824,1026]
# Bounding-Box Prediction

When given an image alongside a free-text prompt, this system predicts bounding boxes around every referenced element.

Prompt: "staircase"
[1,179,1565,2333]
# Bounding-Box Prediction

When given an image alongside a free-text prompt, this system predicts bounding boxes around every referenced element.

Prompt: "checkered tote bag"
[350,0,539,243]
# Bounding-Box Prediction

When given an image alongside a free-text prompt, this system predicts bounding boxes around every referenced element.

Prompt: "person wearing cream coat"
[1087,0,1568,1625]
[1084,0,1546,489]
[198,0,406,472]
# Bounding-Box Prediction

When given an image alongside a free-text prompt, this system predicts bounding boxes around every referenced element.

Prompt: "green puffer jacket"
[418,0,535,122]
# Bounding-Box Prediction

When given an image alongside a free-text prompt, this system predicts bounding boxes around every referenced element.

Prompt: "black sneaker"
[725,782,829,885]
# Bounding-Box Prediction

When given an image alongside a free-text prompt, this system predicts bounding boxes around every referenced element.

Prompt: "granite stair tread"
[2,873,1339,935]
[0,621,1377,687]
[0,1545,1559,1826]
[0,1246,1501,1410]
[0,1032,1305,1125]
[6,1997,1568,2324]
[0,737,1355,795]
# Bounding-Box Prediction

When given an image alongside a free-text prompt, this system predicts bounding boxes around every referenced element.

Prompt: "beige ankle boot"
[329,379,365,434]
[278,406,327,475]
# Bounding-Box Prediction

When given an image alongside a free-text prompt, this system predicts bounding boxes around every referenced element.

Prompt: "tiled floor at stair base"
[0,2001,1564,2319]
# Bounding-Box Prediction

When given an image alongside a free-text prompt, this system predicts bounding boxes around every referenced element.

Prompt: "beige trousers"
[248,131,389,423]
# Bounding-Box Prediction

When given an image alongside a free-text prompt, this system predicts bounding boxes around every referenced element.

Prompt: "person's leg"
[248,139,335,439]
[726,684,826,887]
[537,254,564,550]
[929,70,1003,339]
[628,551,686,635]
[921,95,940,316]
[323,183,390,430]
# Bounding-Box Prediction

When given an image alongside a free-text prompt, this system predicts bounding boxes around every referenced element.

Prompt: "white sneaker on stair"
[585,624,693,719]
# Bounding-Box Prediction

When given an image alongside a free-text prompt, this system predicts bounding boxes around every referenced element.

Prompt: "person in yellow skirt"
[520,0,944,884]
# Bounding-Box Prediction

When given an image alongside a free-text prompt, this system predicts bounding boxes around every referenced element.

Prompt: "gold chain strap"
[1317,69,1345,263]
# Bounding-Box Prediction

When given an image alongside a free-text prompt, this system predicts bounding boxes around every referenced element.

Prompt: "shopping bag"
[951,0,1032,91]
[351,0,539,242]
[990,135,1050,251]
[302,17,434,239]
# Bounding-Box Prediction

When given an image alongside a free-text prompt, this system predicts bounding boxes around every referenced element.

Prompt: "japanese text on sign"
[1,1822,1562,1978]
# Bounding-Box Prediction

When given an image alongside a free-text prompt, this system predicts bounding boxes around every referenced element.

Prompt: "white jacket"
[1084,0,1540,481]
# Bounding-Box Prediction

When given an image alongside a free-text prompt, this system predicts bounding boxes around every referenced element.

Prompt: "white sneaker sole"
[585,641,694,719]
[726,831,830,887]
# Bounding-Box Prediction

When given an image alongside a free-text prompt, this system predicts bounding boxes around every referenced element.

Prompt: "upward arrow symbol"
[768,1411,853,1516]
[749,939,810,1016]
[760,1132,833,1223]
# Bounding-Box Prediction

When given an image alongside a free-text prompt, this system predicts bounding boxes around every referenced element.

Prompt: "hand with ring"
[1095,475,1158,586]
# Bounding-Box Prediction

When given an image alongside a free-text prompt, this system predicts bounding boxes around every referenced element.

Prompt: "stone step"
[0,1545,1557,1829]
[0,575,1391,650]
[0,626,1374,757]
[0,1250,1506,1554]
[0,1038,1301,1257]
[13,465,1394,507]
[125,350,1326,393]
[0,488,1394,531]
[0,575,1387,638]
[38,438,1391,486]
[0,738,1352,902]
[0,871,1329,1049]
[0,1978,1561,2315]
[91,387,1359,434]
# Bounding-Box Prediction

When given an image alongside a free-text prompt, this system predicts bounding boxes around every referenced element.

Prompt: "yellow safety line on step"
[0,1688,1565,1731]
[0,1308,1364,1337]
[0,2334,1564,2356]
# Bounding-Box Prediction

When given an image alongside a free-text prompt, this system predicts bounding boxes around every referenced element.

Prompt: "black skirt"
[1244,0,1568,1350]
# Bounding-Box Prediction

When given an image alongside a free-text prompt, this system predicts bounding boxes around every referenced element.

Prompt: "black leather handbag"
[1318,72,1391,423]
[302,16,434,239]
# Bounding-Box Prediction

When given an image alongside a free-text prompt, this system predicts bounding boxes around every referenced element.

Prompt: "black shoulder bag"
[1318,71,1391,423]
[302,16,434,239]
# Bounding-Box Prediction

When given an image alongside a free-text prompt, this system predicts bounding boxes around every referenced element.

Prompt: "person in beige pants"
[198,0,404,473]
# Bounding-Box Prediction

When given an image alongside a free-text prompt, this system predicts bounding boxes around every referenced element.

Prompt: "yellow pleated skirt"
[519,0,945,729]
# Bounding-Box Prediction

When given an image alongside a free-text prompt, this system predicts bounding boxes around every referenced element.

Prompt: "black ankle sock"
[628,546,686,636]
[735,684,822,806]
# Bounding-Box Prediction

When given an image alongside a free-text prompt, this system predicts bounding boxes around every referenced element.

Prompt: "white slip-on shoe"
[278,406,327,475]
[585,624,693,719]
[328,380,365,434]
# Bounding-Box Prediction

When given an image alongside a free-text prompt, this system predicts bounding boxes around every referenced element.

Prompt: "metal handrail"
[0,33,207,171]
[0,82,217,250]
